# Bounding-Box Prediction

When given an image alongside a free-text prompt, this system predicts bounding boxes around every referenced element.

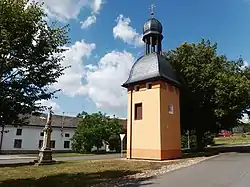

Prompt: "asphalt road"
[0,153,122,165]
[139,152,250,187]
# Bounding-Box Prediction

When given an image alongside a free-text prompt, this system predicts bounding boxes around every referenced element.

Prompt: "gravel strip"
[91,155,220,187]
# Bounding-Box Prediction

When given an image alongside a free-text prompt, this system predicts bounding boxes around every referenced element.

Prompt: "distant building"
[1,114,78,154]
[1,114,127,154]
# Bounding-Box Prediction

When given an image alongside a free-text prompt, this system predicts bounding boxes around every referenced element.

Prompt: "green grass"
[214,134,250,145]
[0,151,217,187]
[23,152,93,158]
[0,159,185,187]
[52,153,93,157]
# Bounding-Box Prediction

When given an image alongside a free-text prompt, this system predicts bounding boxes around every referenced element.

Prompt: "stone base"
[34,159,56,166]
[34,149,56,166]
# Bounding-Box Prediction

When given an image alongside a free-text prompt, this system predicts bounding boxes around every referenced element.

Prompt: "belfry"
[122,5,182,160]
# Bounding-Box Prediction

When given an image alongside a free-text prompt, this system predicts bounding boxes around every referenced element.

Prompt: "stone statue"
[35,107,56,165]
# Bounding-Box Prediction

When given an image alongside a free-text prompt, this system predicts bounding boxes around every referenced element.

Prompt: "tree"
[71,112,124,153]
[164,39,250,149]
[105,117,126,152]
[0,0,69,128]
[76,111,88,118]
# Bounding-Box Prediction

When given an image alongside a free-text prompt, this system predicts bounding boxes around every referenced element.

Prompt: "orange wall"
[127,82,161,159]
[160,82,181,151]
[126,81,181,160]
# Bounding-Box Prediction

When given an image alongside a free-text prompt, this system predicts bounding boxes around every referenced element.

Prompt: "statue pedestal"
[34,107,56,166]
[34,149,56,166]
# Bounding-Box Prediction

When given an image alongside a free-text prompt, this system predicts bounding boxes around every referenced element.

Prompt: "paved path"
[0,153,121,165]
[139,152,250,187]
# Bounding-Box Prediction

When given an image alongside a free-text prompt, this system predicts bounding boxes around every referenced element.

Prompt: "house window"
[40,132,44,136]
[168,104,174,114]
[16,129,22,136]
[135,103,142,120]
[134,85,140,92]
[14,139,22,148]
[38,140,43,148]
[146,83,152,89]
[64,141,70,148]
[50,140,56,148]
[65,133,70,137]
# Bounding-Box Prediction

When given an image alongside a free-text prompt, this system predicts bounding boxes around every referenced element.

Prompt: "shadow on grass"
[205,145,250,153]
[0,161,66,168]
[0,170,155,187]
[181,151,219,159]
[181,144,250,160]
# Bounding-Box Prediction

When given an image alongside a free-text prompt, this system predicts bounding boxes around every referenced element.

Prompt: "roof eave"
[121,75,181,89]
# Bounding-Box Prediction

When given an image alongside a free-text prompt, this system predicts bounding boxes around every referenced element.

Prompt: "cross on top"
[150,4,156,17]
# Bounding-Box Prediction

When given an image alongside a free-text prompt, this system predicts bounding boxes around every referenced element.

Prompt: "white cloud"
[113,15,144,47]
[53,40,96,97]
[80,15,97,29]
[33,0,103,22]
[91,0,103,13]
[39,99,61,113]
[82,51,134,109]
[80,0,104,29]
[34,0,88,21]
[49,41,134,112]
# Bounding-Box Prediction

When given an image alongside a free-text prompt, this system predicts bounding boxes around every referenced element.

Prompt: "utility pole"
[120,134,125,158]
[187,130,190,149]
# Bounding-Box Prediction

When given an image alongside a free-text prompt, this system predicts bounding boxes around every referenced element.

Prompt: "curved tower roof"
[122,5,180,88]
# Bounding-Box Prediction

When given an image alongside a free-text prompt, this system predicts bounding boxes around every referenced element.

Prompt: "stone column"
[35,107,56,165]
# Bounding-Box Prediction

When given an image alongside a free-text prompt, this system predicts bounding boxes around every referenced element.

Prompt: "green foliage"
[242,123,250,132]
[0,0,69,126]
[164,39,250,149]
[181,134,197,149]
[76,111,88,118]
[71,112,124,153]
[181,131,215,149]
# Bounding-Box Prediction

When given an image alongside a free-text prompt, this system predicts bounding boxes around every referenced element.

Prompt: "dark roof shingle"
[122,53,180,88]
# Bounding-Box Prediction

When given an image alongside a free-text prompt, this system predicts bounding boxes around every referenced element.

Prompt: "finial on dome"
[150,4,156,18]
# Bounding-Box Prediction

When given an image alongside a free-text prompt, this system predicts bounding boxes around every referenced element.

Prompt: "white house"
[0,114,127,154]
[0,114,78,154]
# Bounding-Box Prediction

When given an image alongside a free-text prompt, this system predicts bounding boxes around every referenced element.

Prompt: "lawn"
[0,159,183,187]
[24,152,93,158]
[214,134,250,145]
[49,152,93,157]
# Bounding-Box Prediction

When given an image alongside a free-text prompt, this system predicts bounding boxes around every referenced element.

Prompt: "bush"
[108,135,121,152]
[203,132,215,146]
[181,134,197,149]
[181,131,215,149]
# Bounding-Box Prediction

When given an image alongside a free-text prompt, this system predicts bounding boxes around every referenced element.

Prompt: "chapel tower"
[122,6,182,160]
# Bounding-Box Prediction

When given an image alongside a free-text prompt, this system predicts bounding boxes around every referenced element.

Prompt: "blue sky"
[37,0,250,119]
